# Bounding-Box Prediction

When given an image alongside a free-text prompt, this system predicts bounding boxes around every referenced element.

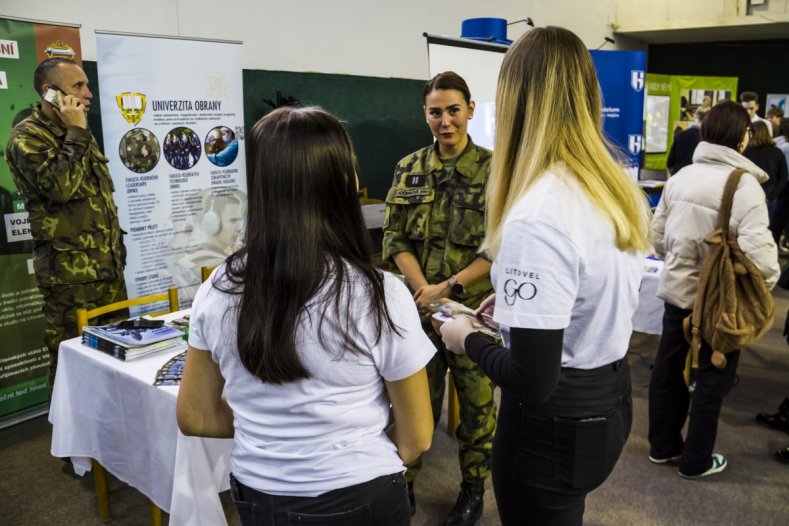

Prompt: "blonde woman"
[440,27,652,526]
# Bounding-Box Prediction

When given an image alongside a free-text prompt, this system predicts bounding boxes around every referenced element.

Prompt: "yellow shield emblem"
[116,92,147,125]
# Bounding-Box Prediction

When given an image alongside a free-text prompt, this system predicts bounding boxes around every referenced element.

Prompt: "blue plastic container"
[461,18,512,45]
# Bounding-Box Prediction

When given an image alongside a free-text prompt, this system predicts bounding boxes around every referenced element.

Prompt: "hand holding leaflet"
[427,298,500,339]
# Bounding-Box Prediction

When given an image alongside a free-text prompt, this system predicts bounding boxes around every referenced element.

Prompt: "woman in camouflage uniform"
[382,71,495,526]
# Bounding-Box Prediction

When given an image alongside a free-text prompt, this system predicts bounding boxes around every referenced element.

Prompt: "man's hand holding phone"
[44,87,88,129]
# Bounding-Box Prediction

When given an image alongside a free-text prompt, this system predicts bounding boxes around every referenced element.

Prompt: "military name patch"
[394,188,433,199]
[405,175,426,187]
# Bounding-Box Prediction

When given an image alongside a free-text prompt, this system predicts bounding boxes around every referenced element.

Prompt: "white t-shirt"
[491,167,643,369]
[189,265,436,497]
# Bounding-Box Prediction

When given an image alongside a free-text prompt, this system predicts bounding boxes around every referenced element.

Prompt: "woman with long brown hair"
[177,106,434,525]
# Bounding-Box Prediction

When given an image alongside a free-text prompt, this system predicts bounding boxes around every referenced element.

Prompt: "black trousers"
[229,472,410,526]
[492,358,632,526]
[648,302,740,476]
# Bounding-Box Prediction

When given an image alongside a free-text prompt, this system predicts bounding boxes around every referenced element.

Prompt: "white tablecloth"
[49,311,234,525]
[632,259,664,335]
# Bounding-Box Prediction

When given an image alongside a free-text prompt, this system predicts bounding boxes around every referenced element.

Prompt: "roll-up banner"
[0,17,82,427]
[590,50,647,180]
[96,32,247,310]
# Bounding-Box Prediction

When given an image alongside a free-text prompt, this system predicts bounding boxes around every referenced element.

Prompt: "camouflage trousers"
[41,277,128,392]
[405,320,497,485]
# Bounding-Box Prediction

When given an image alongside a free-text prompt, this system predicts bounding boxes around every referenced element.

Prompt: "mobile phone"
[117,318,165,329]
[43,88,61,106]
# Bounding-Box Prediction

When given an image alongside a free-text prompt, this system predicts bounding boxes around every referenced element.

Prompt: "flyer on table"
[96,33,247,309]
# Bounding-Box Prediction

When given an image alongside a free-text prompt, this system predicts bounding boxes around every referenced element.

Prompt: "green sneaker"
[679,454,727,479]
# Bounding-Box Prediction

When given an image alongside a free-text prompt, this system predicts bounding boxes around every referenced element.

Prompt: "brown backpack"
[683,169,775,370]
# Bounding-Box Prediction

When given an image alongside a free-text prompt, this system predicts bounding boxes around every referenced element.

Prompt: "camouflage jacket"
[382,138,492,307]
[5,105,125,287]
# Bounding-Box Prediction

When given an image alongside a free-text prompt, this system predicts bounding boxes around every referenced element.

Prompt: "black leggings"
[492,359,632,526]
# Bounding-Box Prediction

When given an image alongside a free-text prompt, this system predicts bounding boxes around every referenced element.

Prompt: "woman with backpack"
[649,101,780,479]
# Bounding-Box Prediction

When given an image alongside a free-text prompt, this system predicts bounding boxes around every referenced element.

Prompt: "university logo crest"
[628,134,643,155]
[44,40,75,60]
[630,70,645,92]
[116,92,147,125]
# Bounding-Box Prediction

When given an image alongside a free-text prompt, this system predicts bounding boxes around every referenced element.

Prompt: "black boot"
[756,397,789,432]
[407,481,416,517]
[443,481,484,526]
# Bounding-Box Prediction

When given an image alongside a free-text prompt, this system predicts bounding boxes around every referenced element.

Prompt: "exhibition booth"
[1,11,786,525]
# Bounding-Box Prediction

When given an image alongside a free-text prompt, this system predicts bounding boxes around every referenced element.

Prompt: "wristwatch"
[447,275,465,297]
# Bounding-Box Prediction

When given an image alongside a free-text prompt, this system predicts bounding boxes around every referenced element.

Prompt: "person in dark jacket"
[743,120,789,242]
[667,112,704,175]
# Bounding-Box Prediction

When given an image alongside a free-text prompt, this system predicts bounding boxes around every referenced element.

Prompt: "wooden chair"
[75,288,179,524]
[200,265,217,283]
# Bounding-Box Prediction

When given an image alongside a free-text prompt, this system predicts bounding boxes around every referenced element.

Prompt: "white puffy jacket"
[652,141,780,309]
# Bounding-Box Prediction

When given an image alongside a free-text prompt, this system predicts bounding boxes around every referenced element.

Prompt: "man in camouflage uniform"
[383,122,496,525]
[5,58,127,391]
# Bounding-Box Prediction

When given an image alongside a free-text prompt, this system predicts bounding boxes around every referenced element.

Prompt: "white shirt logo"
[503,279,538,306]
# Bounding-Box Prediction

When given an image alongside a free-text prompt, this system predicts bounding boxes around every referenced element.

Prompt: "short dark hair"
[749,120,773,148]
[33,58,76,95]
[701,100,751,150]
[423,71,471,104]
[767,107,784,119]
[739,91,758,104]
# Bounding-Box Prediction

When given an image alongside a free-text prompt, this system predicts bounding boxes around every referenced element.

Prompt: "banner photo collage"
[0,18,82,422]
[96,33,247,309]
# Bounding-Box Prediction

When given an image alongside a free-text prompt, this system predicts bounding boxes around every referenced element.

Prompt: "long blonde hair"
[482,26,652,258]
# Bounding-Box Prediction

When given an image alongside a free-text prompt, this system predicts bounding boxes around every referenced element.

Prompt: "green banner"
[0,18,82,424]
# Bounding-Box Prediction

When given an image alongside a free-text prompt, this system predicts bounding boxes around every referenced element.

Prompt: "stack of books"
[82,321,186,361]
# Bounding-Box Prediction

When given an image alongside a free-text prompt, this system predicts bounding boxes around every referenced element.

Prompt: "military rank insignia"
[405,175,426,187]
